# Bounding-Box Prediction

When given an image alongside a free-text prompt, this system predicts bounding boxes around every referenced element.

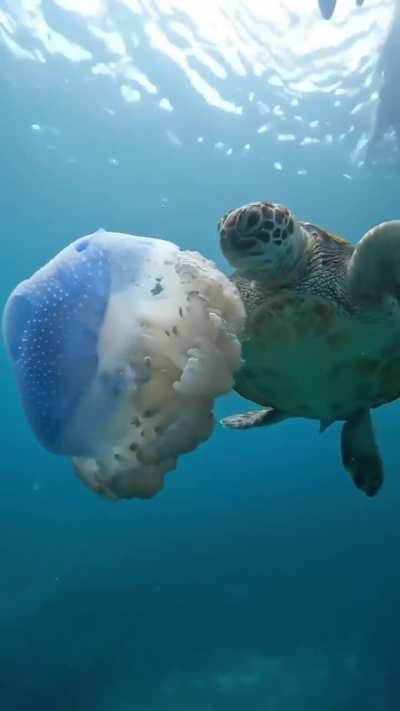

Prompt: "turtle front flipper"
[221,406,287,430]
[347,221,400,306]
[341,410,384,497]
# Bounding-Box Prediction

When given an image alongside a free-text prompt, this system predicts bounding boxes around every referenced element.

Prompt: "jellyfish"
[3,230,245,500]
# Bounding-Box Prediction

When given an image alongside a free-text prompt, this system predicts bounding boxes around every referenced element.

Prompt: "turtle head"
[218,201,309,283]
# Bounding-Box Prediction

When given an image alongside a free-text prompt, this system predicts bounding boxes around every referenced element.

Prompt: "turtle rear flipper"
[221,407,287,430]
[341,410,384,497]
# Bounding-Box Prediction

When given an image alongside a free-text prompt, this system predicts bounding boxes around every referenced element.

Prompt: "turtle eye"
[236,238,258,251]
[230,233,258,251]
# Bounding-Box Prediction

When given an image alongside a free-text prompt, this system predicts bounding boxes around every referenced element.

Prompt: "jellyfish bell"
[3,229,245,500]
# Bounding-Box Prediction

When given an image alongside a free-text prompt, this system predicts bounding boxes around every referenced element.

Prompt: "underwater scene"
[2,0,400,709]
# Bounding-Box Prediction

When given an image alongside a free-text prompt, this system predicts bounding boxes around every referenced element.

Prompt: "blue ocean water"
[1,1,400,709]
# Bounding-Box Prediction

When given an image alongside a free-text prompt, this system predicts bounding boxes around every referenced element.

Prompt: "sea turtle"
[218,201,400,496]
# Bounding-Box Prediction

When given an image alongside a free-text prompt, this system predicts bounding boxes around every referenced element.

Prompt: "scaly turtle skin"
[218,201,400,497]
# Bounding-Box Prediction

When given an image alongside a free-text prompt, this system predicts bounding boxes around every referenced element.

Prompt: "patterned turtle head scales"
[218,201,308,282]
